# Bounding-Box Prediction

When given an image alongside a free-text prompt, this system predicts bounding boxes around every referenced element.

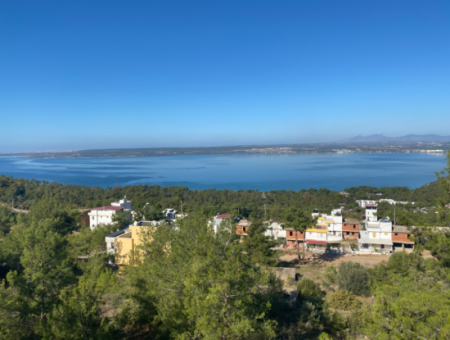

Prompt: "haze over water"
[0,153,446,191]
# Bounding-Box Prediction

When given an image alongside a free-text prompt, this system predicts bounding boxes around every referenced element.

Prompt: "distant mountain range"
[336,134,450,143]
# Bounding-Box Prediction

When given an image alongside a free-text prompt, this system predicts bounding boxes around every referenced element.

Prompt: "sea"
[0,153,446,191]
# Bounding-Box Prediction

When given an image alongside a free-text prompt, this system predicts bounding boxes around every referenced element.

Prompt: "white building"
[356,200,378,208]
[305,209,344,250]
[378,199,414,205]
[358,204,393,252]
[105,229,129,255]
[163,208,177,221]
[312,209,343,242]
[264,221,286,240]
[210,214,233,234]
[88,199,133,230]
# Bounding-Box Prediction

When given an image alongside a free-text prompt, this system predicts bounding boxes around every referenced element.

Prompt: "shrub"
[297,279,323,300]
[327,289,361,310]
[336,262,370,296]
[323,265,337,285]
[298,299,324,328]
[318,332,333,340]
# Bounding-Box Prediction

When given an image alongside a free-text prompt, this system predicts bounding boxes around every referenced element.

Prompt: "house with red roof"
[210,213,233,234]
[88,199,133,230]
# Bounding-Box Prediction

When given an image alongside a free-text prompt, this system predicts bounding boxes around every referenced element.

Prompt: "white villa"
[88,199,133,230]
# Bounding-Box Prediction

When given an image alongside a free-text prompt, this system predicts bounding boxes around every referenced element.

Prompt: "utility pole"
[394,203,396,227]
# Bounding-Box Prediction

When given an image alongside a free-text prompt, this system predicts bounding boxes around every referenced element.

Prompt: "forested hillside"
[0,174,446,225]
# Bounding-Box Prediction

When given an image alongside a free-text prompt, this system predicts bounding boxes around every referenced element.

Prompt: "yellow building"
[114,225,156,266]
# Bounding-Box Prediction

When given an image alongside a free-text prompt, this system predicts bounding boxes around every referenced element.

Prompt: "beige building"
[113,224,156,266]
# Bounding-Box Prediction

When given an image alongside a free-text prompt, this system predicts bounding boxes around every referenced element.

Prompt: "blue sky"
[1,0,449,152]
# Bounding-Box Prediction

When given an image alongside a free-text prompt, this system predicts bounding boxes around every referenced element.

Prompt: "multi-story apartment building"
[88,199,133,230]
[342,218,360,239]
[358,204,393,252]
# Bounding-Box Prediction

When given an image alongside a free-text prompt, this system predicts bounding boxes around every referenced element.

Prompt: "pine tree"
[243,220,277,265]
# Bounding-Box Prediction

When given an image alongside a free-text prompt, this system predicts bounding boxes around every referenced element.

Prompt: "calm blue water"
[0,153,446,191]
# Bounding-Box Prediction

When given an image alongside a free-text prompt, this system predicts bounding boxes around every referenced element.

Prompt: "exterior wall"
[326,223,343,234]
[366,208,378,222]
[343,222,359,232]
[78,210,91,228]
[105,236,116,254]
[112,199,132,210]
[89,210,115,230]
[114,226,156,266]
[356,200,378,208]
[286,230,305,241]
[343,222,359,239]
[236,226,248,236]
[264,222,286,240]
[115,233,134,266]
[306,229,328,242]
[392,232,414,243]
[343,231,359,239]
[359,231,393,251]
[359,243,393,252]
[367,231,392,240]
[306,231,328,242]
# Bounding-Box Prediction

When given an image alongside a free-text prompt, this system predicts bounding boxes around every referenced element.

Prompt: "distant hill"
[336,134,450,143]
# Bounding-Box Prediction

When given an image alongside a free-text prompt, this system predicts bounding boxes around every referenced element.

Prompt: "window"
[289,231,293,236]
[92,217,94,220]
[353,225,356,228]
[395,233,398,236]
[373,232,376,238]
[111,243,114,249]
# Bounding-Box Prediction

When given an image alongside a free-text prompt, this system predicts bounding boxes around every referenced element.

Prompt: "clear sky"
[1,0,449,152]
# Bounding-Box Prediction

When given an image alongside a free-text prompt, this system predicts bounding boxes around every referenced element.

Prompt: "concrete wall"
[286,230,305,240]
[343,222,359,232]
[343,231,359,239]
[115,233,134,266]
[392,232,414,243]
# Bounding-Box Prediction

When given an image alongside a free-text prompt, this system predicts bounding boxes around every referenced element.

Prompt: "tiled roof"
[216,214,232,219]
[90,206,124,211]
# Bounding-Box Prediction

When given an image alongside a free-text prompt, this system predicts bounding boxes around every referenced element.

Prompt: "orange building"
[392,226,415,249]
[236,219,252,237]
[286,229,305,247]
[342,218,360,239]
